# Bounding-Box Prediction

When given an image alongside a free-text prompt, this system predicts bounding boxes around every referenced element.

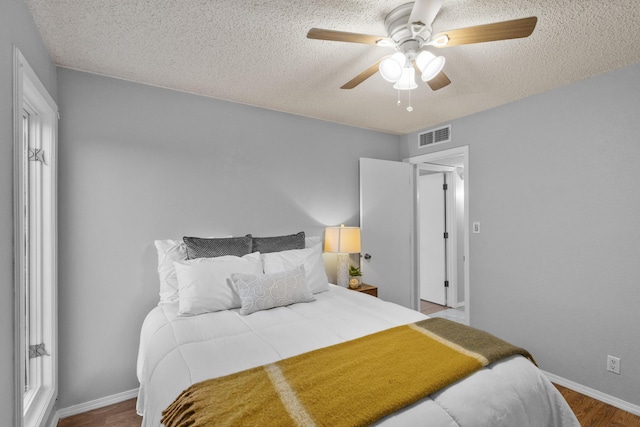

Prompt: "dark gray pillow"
[252,231,305,254]
[183,235,253,259]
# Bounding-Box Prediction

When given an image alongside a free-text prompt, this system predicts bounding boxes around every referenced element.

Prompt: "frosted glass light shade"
[415,51,434,71]
[379,52,406,83]
[393,67,417,90]
[416,51,445,82]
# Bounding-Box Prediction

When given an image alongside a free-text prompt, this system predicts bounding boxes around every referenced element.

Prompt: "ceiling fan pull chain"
[407,88,413,112]
[397,89,401,106]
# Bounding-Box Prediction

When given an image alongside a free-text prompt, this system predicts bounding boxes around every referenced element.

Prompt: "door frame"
[405,146,470,324]
[416,166,457,308]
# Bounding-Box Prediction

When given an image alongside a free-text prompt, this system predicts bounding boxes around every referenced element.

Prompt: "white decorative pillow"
[174,252,263,316]
[230,265,315,315]
[262,245,329,294]
[154,239,188,304]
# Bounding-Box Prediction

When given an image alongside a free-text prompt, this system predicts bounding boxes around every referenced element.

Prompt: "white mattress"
[137,285,579,426]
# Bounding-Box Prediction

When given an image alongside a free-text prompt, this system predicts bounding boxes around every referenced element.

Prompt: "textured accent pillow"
[154,239,189,304]
[174,252,263,315]
[262,244,330,294]
[230,265,315,315]
[252,231,305,254]
[183,235,252,259]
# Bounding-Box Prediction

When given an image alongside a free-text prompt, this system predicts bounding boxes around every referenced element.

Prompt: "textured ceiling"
[24,0,640,135]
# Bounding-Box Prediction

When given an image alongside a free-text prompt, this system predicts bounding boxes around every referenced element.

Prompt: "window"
[14,48,58,427]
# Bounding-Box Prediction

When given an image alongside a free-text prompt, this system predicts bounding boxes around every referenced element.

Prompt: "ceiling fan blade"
[427,70,451,91]
[432,16,537,47]
[341,57,389,89]
[408,0,444,31]
[307,28,391,45]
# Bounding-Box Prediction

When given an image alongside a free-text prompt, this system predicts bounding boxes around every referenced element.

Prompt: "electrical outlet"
[607,355,621,374]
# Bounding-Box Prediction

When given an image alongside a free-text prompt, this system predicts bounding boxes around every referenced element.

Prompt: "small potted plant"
[348,266,362,289]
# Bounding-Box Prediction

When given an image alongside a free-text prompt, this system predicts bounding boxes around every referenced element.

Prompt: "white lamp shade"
[392,66,418,90]
[379,52,406,83]
[415,51,434,71]
[324,226,361,254]
[416,51,445,82]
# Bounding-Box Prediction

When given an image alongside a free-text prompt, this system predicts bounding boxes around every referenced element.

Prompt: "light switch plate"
[472,222,480,233]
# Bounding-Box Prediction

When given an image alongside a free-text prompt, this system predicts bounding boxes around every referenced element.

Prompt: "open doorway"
[407,147,469,324]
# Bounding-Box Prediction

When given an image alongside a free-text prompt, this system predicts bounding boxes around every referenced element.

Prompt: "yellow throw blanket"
[162,318,535,427]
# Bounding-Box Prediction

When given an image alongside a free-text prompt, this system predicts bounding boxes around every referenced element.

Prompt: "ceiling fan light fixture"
[392,66,417,90]
[379,52,406,82]
[416,51,445,82]
[421,56,445,82]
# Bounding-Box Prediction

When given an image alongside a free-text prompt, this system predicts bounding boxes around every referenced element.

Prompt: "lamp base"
[336,253,350,287]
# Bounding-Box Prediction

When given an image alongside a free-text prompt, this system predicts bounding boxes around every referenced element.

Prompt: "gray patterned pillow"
[183,235,253,259]
[252,231,305,254]
[230,265,315,315]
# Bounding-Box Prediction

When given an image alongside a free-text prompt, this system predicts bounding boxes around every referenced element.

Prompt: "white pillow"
[262,245,329,294]
[230,265,315,315]
[305,236,322,248]
[174,252,263,316]
[154,239,188,304]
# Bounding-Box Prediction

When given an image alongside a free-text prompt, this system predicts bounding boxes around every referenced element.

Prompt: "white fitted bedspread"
[136,285,578,426]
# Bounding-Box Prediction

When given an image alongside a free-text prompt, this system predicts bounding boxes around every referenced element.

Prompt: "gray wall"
[56,68,400,407]
[0,1,58,425]
[401,62,640,406]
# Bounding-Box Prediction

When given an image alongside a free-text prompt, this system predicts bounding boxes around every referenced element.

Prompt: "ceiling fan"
[307,0,537,103]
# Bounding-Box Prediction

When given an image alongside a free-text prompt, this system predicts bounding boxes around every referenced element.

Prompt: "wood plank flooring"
[420,299,448,315]
[554,384,640,427]
[58,386,640,426]
[57,399,140,426]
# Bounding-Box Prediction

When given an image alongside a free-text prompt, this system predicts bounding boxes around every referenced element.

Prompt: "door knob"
[363,253,372,261]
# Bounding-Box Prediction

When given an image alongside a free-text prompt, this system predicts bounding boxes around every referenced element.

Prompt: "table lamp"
[324,225,361,287]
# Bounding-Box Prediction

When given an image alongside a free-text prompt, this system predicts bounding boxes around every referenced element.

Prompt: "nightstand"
[350,284,378,297]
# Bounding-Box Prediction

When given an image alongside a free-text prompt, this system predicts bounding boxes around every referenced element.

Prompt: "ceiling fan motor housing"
[385,2,432,44]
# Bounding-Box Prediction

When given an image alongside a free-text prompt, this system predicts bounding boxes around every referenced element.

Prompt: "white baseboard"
[52,388,139,423]
[543,371,640,416]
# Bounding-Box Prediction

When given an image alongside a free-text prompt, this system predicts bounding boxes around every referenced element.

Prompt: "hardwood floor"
[57,399,140,426]
[57,387,640,426]
[420,299,448,315]
[554,384,640,427]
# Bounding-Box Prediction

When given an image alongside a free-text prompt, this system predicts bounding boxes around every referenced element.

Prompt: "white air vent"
[418,124,451,148]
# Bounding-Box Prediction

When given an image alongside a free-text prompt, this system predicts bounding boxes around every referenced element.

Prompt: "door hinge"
[444,232,449,239]
[444,280,449,288]
[443,183,448,190]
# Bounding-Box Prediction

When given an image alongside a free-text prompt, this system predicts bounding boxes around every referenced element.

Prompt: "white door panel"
[419,174,446,305]
[359,158,413,308]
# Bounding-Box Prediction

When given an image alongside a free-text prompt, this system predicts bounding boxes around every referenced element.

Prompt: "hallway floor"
[420,300,466,323]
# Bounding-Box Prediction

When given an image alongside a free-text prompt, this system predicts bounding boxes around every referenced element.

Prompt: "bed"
[136,235,579,426]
